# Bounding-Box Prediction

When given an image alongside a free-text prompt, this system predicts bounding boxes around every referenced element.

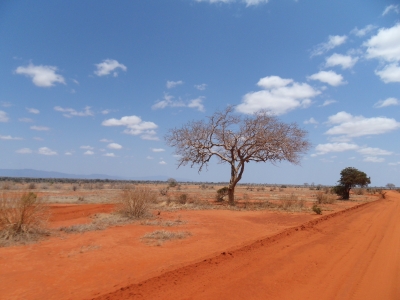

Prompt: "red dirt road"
[94,191,400,300]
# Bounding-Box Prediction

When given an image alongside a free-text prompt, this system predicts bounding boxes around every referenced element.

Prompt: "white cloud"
[304,117,318,125]
[38,147,57,155]
[314,142,359,155]
[152,93,185,110]
[65,152,73,155]
[308,70,346,86]
[94,59,127,77]
[84,150,94,155]
[188,97,205,112]
[364,156,385,163]
[0,135,22,140]
[100,138,112,143]
[311,35,347,56]
[80,145,94,150]
[243,0,269,6]
[159,161,167,165]
[151,148,165,152]
[16,148,32,154]
[19,118,33,122]
[0,111,9,122]
[382,5,399,16]
[101,109,111,115]
[320,99,337,107]
[194,83,207,90]
[374,97,399,108]
[104,153,116,157]
[389,161,400,166]
[325,111,400,137]
[364,24,400,62]
[375,63,400,83]
[325,53,358,69]
[26,108,40,114]
[15,63,65,87]
[30,125,50,131]
[351,25,377,37]
[102,115,158,140]
[54,106,94,117]
[107,143,122,150]
[146,156,154,160]
[166,80,183,89]
[236,75,320,115]
[357,147,393,156]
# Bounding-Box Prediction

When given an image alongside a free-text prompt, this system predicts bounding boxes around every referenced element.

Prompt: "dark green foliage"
[334,167,371,200]
[216,187,229,202]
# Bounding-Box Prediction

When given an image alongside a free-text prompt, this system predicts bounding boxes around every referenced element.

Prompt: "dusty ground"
[0,183,390,300]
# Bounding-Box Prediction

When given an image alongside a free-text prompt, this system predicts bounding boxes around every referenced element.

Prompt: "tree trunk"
[228,186,235,206]
[343,187,350,200]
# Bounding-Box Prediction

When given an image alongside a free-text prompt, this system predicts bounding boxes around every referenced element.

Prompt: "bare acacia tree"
[165,106,310,205]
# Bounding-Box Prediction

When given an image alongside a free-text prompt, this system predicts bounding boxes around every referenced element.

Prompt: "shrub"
[278,193,305,211]
[216,187,229,202]
[116,187,156,219]
[0,192,48,242]
[167,178,177,188]
[177,193,188,204]
[312,204,322,215]
[72,185,78,191]
[28,182,36,189]
[159,187,169,196]
[315,191,336,204]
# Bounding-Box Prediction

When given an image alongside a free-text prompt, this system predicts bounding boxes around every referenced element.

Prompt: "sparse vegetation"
[278,193,305,211]
[312,204,322,215]
[315,191,336,204]
[116,187,156,219]
[0,192,48,245]
[141,230,191,245]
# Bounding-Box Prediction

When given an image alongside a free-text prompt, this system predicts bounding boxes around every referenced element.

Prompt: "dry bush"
[59,213,127,233]
[278,193,305,211]
[141,230,191,245]
[353,188,365,195]
[315,191,336,204]
[0,192,48,243]
[1,181,12,190]
[116,187,156,219]
[159,187,169,196]
[28,182,36,189]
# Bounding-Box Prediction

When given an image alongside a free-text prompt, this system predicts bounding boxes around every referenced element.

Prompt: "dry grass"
[141,230,191,245]
[116,187,156,219]
[140,218,186,227]
[59,213,130,233]
[315,191,336,204]
[0,192,48,246]
[277,193,305,211]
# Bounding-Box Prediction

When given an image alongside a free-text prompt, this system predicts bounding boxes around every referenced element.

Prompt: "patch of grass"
[0,192,49,246]
[278,193,305,211]
[59,213,129,233]
[141,230,191,245]
[140,218,186,227]
[315,191,336,204]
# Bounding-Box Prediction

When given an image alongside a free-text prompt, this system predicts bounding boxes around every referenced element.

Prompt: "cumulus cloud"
[304,117,318,125]
[38,147,57,155]
[159,161,167,165]
[382,5,399,16]
[54,106,94,118]
[188,97,205,112]
[374,97,399,108]
[236,75,320,115]
[15,63,65,87]
[107,143,122,150]
[325,53,358,69]
[100,138,112,143]
[0,135,22,140]
[308,70,346,86]
[26,108,40,114]
[166,80,183,89]
[151,148,165,152]
[84,150,94,155]
[30,125,50,131]
[80,146,94,150]
[0,111,9,122]
[364,24,400,63]
[16,148,32,154]
[320,100,337,107]
[311,35,347,56]
[351,25,377,37]
[102,115,158,140]
[325,111,400,137]
[364,156,385,163]
[375,63,400,83]
[152,93,185,110]
[104,153,116,157]
[194,83,207,90]
[65,152,73,155]
[314,142,359,155]
[357,147,393,156]
[94,59,127,77]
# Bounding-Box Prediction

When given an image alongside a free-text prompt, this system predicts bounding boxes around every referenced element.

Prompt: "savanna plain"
[0,180,399,300]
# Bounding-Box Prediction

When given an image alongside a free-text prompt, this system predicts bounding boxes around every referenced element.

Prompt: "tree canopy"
[165,106,310,205]
[334,167,371,200]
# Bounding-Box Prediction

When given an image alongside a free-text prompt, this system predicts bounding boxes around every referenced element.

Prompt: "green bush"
[312,204,322,215]
[216,187,229,202]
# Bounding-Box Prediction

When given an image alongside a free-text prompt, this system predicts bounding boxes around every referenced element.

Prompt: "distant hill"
[0,169,186,182]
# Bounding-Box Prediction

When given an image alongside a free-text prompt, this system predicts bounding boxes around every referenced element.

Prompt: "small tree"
[165,106,310,205]
[167,178,177,187]
[334,167,371,200]
[386,183,395,190]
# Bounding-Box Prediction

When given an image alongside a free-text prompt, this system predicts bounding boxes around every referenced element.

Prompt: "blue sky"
[1,0,399,186]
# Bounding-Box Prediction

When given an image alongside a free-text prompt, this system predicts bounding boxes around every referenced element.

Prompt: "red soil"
[1,192,399,300]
